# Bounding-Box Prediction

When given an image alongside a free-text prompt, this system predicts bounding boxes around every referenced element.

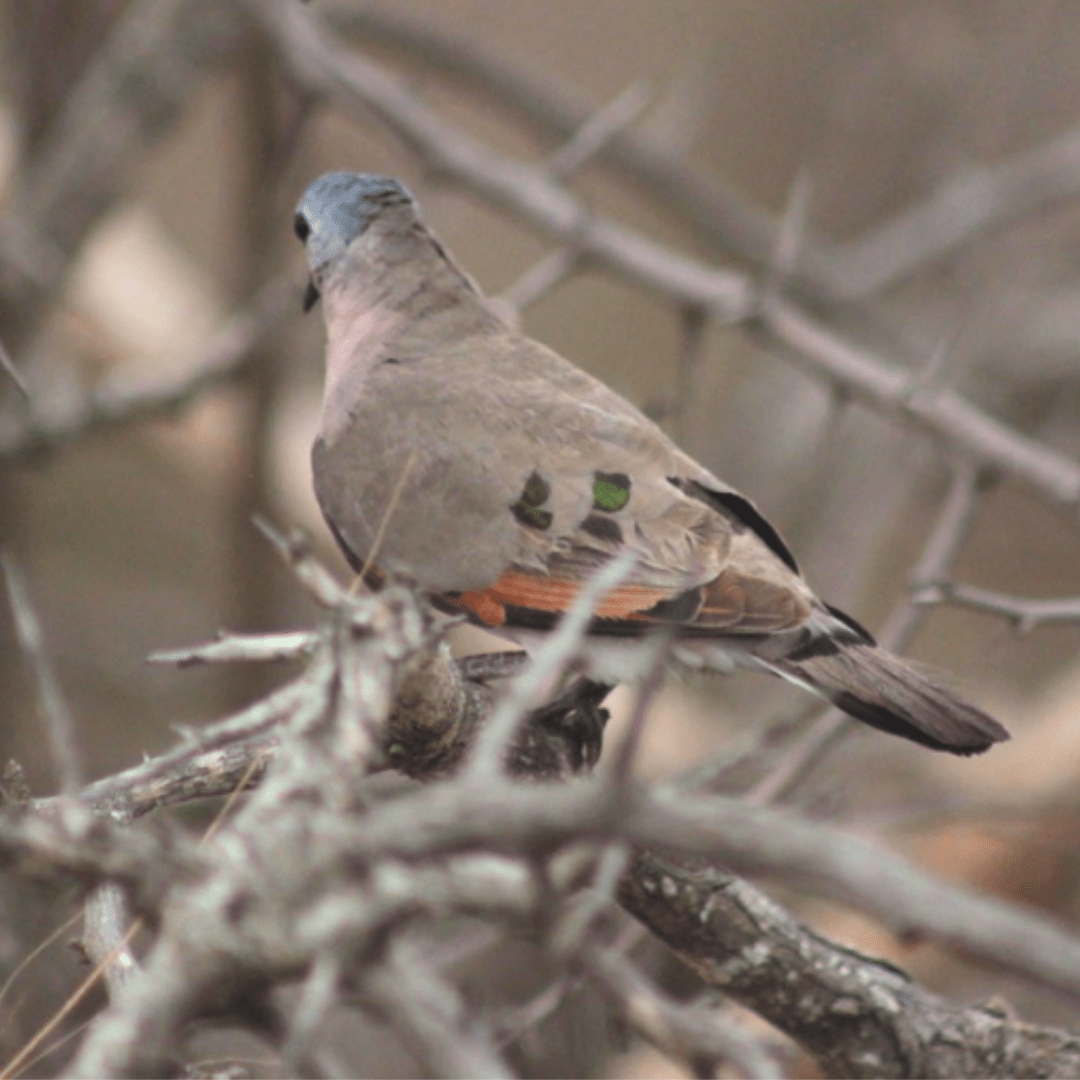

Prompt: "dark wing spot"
[593,471,631,512]
[512,505,553,530]
[581,515,623,544]
[303,279,321,313]
[675,480,799,574]
[511,470,553,531]
[521,471,550,507]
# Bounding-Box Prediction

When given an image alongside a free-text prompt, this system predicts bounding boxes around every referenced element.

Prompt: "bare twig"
[456,650,529,682]
[324,4,1080,314]
[2,553,82,796]
[365,941,511,1079]
[61,674,311,821]
[832,122,1080,298]
[0,334,30,400]
[252,517,352,609]
[604,635,670,789]
[547,82,653,180]
[0,919,142,1080]
[755,297,1080,506]
[148,630,317,667]
[320,3,838,294]
[648,302,708,437]
[0,0,239,311]
[0,275,293,461]
[252,2,1080,510]
[494,246,581,318]
[5,568,1079,1075]
[551,844,631,957]
[246,2,752,314]
[915,581,1080,632]
[761,166,814,307]
[586,945,783,1080]
[360,450,418,586]
[82,885,140,997]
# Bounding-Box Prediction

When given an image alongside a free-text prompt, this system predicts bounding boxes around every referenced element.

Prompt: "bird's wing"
[426,343,818,638]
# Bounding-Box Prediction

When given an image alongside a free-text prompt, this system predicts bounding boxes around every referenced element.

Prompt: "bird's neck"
[320,212,501,410]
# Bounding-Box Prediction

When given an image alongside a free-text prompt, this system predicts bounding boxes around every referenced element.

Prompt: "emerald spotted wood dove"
[294,171,1009,756]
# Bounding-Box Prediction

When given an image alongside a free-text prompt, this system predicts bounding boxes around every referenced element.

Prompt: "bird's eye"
[294,213,310,242]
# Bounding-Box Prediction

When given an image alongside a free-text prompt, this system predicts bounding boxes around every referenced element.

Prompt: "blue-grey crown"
[294,172,411,272]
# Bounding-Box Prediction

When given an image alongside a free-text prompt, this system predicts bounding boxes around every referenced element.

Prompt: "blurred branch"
[347,775,1080,1002]
[1,553,82,796]
[832,123,1080,298]
[324,4,1080,315]
[250,2,1080,511]
[225,43,306,709]
[149,630,317,667]
[81,886,140,998]
[363,942,510,1079]
[646,302,708,436]
[0,275,292,461]
[585,944,783,1079]
[493,246,581,320]
[464,550,634,779]
[0,336,30,400]
[247,1,752,313]
[754,299,1080,507]
[0,0,239,315]
[546,82,653,181]
[319,2,841,293]
[915,581,1080,632]
[7,560,1080,1074]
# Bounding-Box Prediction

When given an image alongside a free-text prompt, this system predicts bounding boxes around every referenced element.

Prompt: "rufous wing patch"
[443,568,674,628]
[446,589,507,627]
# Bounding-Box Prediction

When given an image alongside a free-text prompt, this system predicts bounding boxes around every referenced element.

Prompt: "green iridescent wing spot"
[592,471,631,512]
[511,470,554,530]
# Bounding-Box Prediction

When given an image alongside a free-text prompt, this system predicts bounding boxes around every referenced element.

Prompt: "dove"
[293,171,1009,756]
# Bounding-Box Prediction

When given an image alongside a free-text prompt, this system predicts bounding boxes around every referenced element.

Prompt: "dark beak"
[302,279,321,313]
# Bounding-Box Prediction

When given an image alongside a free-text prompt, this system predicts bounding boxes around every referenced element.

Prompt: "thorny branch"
[915,581,1080,632]
[0,556,1076,1077]
[329,4,1080,303]
[0,0,237,307]
[249,1,1080,511]
[2,5,1080,1079]
[0,275,293,461]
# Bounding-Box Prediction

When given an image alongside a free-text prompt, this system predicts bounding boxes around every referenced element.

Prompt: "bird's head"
[293,172,413,312]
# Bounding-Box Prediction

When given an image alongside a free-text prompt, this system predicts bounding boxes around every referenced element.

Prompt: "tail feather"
[772,643,1010,755]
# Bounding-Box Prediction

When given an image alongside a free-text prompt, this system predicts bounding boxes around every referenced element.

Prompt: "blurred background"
[1,1,1079,1076]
